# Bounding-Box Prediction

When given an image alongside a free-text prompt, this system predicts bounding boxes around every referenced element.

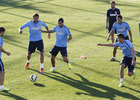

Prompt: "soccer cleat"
[0,87,10,91]
[40,68,44,73]
[118,82,124,87]
[68,63,72,69]
[110,58,116,61]
[49,68,56,72]
[25,63,30,69]
[133,70,136,79]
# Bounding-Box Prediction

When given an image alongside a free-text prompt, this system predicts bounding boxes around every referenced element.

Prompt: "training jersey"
[114,40,135,57]
[107,8,120,27]
[0,37,3,58]
[20,20,47,42]
[52,25,71,47]
[112,21,130,37]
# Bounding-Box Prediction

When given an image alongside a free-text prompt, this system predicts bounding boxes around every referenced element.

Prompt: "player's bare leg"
[110,46,118,61]
[40,52,44,73]
[49,55,56,72]
[63,56,72,69]
[119,64,125,87]
[25,54,31,69]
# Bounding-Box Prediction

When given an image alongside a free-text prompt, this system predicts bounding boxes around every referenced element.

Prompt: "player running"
[0,27,11,91]
[107,15,133,61]
[106,1,120,43]
[19,13,50,73]
[40,18,72,72]
[97,33,136,87]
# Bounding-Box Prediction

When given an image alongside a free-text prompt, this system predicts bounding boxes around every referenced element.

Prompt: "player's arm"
[45,27,51,39]
[107,30,115,43]
[40,29,54,33]
[0,46,11,56]
[106,17,109,29]
[128,30,133,43]
[97,43,114,47]
[67,35,72,42]
[19,22,29,34]
[130,48,136,66]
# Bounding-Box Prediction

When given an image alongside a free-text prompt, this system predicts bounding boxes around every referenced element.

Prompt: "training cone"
[80,56,86,59]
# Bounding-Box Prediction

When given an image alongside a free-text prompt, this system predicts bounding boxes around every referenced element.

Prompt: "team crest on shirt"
[121,45,126,50]
[115,11,117,14]
[38,24,41,27]
[61,30,64,32]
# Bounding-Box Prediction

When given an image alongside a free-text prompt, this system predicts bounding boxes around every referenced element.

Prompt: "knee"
[63,57,68,62]
[128,72,133,76]
[51,56,55,61]
[120,66,125,71]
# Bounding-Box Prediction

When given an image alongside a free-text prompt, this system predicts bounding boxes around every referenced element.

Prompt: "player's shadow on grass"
[135,51,140,57]
[43,72,139,100]
[124,86,140,94]
[0,91,27,100]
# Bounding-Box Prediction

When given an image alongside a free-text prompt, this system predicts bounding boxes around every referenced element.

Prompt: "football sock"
[0,85,4,90]
[113,57,116,59]
[27,60,30,63]
[40,63,43,69]
[120,78,123,83]
[52,67,56,70]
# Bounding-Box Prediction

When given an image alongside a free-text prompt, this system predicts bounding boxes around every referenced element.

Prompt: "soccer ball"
[30,74,37,82]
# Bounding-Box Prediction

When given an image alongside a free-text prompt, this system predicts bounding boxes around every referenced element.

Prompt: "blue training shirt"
[114,40,135,57]
[0,37,3,58]
[52,25,71,47]
[112,21,130,37]
[20,20,47,42]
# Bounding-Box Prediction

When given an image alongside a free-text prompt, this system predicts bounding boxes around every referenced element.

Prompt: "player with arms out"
[19,13,50,73]
[0,27,11,91]
[40,18,72,72]
[107,15,133,61]
[98,33,136,87]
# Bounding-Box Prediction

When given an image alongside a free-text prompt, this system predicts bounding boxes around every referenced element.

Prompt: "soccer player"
[107,15,133,61]
[40,18,72,72]
[97,33,136,87]
[19,13,50,73]
[0,27,11,91]
[106,1,120,43]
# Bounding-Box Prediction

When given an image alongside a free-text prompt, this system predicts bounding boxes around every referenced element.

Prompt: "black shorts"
[28,40,44,54]
[120,56,136,72]
[115,36,129,42]
[50,46,67,57]
[0,59,4,71]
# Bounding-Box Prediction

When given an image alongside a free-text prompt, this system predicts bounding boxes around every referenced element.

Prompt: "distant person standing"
[19,13,50,73]
[106,1,120,43]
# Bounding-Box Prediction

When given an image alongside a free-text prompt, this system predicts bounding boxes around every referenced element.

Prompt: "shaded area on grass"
[0,91,27,100]
[34,83,45,87]
[42,72,139,100]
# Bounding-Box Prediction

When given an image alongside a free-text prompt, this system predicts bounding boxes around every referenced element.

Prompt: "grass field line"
[6,34,139,89]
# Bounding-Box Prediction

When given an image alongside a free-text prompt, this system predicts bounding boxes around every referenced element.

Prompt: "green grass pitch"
[0,0,140,100]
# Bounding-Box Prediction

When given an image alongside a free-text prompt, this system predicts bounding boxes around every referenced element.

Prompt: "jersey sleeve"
[126,23,131,31]
[107,10,110,17]
[42,22,47,27]
[113,42,119,47]
[20,22,30,29]
[112,23,116,31]
[52,26,57,32]
[118,9,120,14]
[0,38,3,46]
[65,27,71,35]
[125,40,133,49]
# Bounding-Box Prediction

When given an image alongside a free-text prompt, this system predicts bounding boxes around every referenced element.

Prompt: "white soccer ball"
[30,74,37,82]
